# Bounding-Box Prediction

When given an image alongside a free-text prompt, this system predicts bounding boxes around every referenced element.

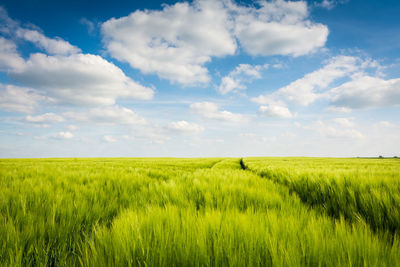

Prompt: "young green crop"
[1,158,399,266]
[243,157,400,236]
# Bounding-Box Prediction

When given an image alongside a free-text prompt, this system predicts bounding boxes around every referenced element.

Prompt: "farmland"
[1,157,400,266]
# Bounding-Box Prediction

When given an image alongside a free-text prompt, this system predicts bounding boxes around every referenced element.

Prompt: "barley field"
[1,157,399,266]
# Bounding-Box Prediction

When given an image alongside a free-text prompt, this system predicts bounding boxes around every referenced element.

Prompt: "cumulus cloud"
[0,9,154,109]
[190,101,244,122]
[258,101,293,118]
[0,37,25,70]
[332,117,354,127]
[1,7,80,56]
[0,84,46,113]
[102,0,328,85]
[66,125,79,131]
[325,106,352,113]
[9,53,154,106]
[25,113,64,123]
[64,105,147,125]
[16,29,81,55]
[102,0,235,85]
[103,135,117,142]
[329,75,400,110]
[167,120,204,134]
[253,56,361,106]
[0,6,18,34]
[232,0,328,57]
[302,120,364,139]
[218,63,268,94]
[374,121,397,128]
[253,54,400,116]
[51,131,74,140]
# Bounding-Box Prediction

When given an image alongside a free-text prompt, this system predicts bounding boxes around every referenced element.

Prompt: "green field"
[1,158,400,266]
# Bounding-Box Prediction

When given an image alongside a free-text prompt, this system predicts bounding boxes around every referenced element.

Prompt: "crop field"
[1,158,400,266]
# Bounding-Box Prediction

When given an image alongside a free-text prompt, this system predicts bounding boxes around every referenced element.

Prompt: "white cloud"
[0,7,19,35]
[51,131,74,140]
[9,53,154,106]
[190,101,244,122]
[80,18,96,35]
[329,75,400,110]
[272,62,286,69]
[33,124,50,129]
[219,77,244,95]
[218,63,268,94]
[325,106,352,113]
[0,37,25,71]
[25,113,64,123]
[16,29,81,55]
[316,0,336,9]
[102,0,236,85]
[332,117,354,127]
[258,102,293,118]
[0,9,154,108]
[374,121,397,128]
[167,120,204,134]
[239,133,257,138]
[251,55,400,116]
[0,84,46,113]
[64,105,147,125]
[232,0,328,57]
[303,120,364,139]
[1,7,80,56]
[315,0,347,10]
[103,135,117,142]
[102,0,328,85]
[252,56,360,106]
[66,125,79,131]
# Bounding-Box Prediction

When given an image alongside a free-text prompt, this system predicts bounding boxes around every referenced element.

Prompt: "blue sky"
[0,0,399,157]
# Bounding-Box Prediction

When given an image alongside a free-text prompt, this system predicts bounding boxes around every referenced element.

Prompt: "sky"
[0,0,399,158]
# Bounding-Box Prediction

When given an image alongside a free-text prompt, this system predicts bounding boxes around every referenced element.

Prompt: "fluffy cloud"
[0,84,46,113]
[0,37,25,71]
[332,117,354,127]
[25,113,64,123]
[329,75,400,110]
[102,0,328,85]
[9,53,154,106]
[232,0,328,57]
[374,121,398,129]
[102,0,235,85]
[219,64,268,94]
[16,29,81,55]
[103,135,117,142]
[167,120,204,134]
[253,56,360,106]
[253,55,399,116]
[64,105,147,125]
[258,102,293,118]
[66,125,79,131]
[0,7,18,34]
[301,120,364,139]
[0,10,154,108]
[190,101,243,122]
[51,131,74,140]
[1,7,80,56]
[325,106,352,113]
